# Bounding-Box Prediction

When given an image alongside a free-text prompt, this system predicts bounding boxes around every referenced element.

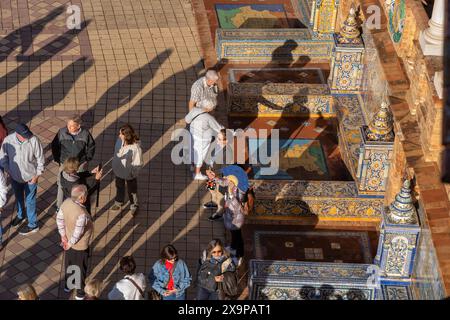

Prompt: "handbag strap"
[125,276,145,298]
[189,111,207,124]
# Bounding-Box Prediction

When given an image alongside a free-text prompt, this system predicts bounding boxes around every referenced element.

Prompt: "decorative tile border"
[228,67,326,84]
[254,230,372,263]
[381,283,414,300]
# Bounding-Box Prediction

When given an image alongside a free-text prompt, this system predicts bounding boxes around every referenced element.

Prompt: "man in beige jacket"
[57,184,94,300]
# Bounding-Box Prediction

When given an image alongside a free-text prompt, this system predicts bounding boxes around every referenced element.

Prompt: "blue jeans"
[196,286,219,300]
[163,292,186,300]
[11,180,38,228]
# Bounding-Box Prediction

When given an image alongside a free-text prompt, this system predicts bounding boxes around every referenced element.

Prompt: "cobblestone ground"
[0,0,227,299]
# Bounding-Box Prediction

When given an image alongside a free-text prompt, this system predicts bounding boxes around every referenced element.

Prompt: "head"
[225,175,238,189]
[63,157,80,174]
[17,284,38,300]
[205,70,219,87]
[119,256,137,275]
[84,279,102,299]
[67,115,82,134]
[198,99,216,112]
[15,123,33,142]
[119,124,139,145]
[71,184,88,204]
[160,244,178,264]
[206,239,229,260]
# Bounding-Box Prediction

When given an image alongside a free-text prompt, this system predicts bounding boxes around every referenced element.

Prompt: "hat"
[15,123,33,139]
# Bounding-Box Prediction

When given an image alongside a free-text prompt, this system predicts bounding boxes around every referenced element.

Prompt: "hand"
[95,169,103,180]
[91,166,99,174]
[215,275,224,282]
[29,176,39,184]
[163,289,177,296]
[62,242,71,251]
[61,235,68,243]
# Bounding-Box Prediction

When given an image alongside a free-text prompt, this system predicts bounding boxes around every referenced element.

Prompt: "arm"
[208,116,224,135]
[131,144,143,177]
[68,213,88,246]
[34,138,45,177]
[56,208,66,238]
[0,142,9,173]
[175,261,192,293]
[188,100,196,111]
[51,131,61,164]
[148,263,166,295]
[0,171,7,208]
[85,131,96,162]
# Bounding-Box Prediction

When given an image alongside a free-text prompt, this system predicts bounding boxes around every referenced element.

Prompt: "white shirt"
[189,113,223,141]
[108,273,147,300]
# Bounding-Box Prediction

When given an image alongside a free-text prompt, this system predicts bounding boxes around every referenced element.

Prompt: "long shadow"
[3,57,94,123]
[0,5,65,63]
[0,20,91,95]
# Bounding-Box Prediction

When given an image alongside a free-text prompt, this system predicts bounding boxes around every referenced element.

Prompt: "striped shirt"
[190,77,218,107]
[56,202,89,246]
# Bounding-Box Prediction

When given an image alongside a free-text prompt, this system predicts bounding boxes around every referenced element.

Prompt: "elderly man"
[51,115,96,209]
[57,184,93,300]
[189,70,219,111]
[0,123,45,235]
[186,99,224,180]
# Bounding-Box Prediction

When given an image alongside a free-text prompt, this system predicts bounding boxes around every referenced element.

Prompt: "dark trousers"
[115,177,138,207]
[196,286,219,300]
[64,247,90,297]
[230,229,244,258]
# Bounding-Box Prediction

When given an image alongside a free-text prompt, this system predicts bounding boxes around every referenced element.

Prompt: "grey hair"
[71,184,88,201]
[205,70,219,82]
[68,114,82,125]
[198,99,216,111]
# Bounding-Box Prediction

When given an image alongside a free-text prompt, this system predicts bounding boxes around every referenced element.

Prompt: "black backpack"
[197,260,220,292]
[218,271,239,299]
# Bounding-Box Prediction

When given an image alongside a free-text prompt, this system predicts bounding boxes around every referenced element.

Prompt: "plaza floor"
[0,0,228,299]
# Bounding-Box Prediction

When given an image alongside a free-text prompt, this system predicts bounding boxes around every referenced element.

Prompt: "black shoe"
[18,225,40,235]
[208,213,223,221]
[203,202,218,209]
[11,216,25,228]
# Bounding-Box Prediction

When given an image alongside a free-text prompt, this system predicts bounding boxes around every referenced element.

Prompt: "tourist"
[110,124,143,215]
[17,284,38,300]
[83,279,102,300]
[51,115,96,210]
[148,244,191,300]
[0,116,7,146]
[196,239,236,300]
[189,70,219,111]
[0,123,44,235]
[60,157,102,214]
[108,255,147,300]
[205,169,245,265]
[57,184,94,300]
[0,168,7,251]
[186,99,224,180]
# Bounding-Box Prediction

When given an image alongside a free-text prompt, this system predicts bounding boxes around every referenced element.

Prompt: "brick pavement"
[0,0,227,299]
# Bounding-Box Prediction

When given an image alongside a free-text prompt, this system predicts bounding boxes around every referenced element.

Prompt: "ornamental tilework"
[312,0,339,34]
[249,260,378,300]
[381,284,414,300]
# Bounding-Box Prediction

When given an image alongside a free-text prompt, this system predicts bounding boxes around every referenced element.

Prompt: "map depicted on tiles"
[249,138,328,180]
[215,4,289,29]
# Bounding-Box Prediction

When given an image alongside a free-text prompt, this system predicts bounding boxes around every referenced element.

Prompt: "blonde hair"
[17,284,38,300]
[84,279,102,299]
[63,157,80,174]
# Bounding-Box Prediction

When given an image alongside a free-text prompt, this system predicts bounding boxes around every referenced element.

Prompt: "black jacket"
[51,127,95,164]
[60,171,99,213]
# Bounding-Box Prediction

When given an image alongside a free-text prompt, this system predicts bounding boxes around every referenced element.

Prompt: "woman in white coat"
[186,99,224,180]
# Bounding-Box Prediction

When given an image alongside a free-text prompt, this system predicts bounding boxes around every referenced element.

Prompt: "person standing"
[186,99,224,180]
[148,244,191,300]
[51,115,95,209]
[0,168,8,251]
[57,184,94,300]
[0,123,44,235]
[189,70,219,111]
[0,116,8,147]
[111,124,143,215]
[108,255,147,300]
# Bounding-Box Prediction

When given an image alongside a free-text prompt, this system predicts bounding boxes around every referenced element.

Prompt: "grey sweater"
[0,133,45,183]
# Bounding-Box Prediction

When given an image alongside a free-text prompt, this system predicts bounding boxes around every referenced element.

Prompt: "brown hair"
[160,244,178,262]
[120,124,139,145]
[17,284,38,300]
[68,114,82,125]
[63,157,80,174]
[205,239,229,260]
[119,256,137,275]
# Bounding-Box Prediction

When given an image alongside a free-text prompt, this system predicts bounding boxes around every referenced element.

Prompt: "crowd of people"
[0,69,255,300]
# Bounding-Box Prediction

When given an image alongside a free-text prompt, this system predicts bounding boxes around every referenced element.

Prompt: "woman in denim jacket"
[149,244,192,300]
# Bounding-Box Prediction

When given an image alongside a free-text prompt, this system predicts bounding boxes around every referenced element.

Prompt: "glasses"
[211,250,222,254]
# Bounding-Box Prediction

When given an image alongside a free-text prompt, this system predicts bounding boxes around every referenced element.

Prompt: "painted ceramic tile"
[215,4,288,29]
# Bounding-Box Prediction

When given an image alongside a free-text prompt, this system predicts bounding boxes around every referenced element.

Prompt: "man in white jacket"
[186,99,224,180]
[108,256,147,300]
[0,168,8,251]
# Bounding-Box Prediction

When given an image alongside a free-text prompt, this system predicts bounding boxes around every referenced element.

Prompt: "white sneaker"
[193,173,208,180]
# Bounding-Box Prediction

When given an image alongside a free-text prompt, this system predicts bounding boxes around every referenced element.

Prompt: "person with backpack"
[148,244,191,300]
[196,239,237,300]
